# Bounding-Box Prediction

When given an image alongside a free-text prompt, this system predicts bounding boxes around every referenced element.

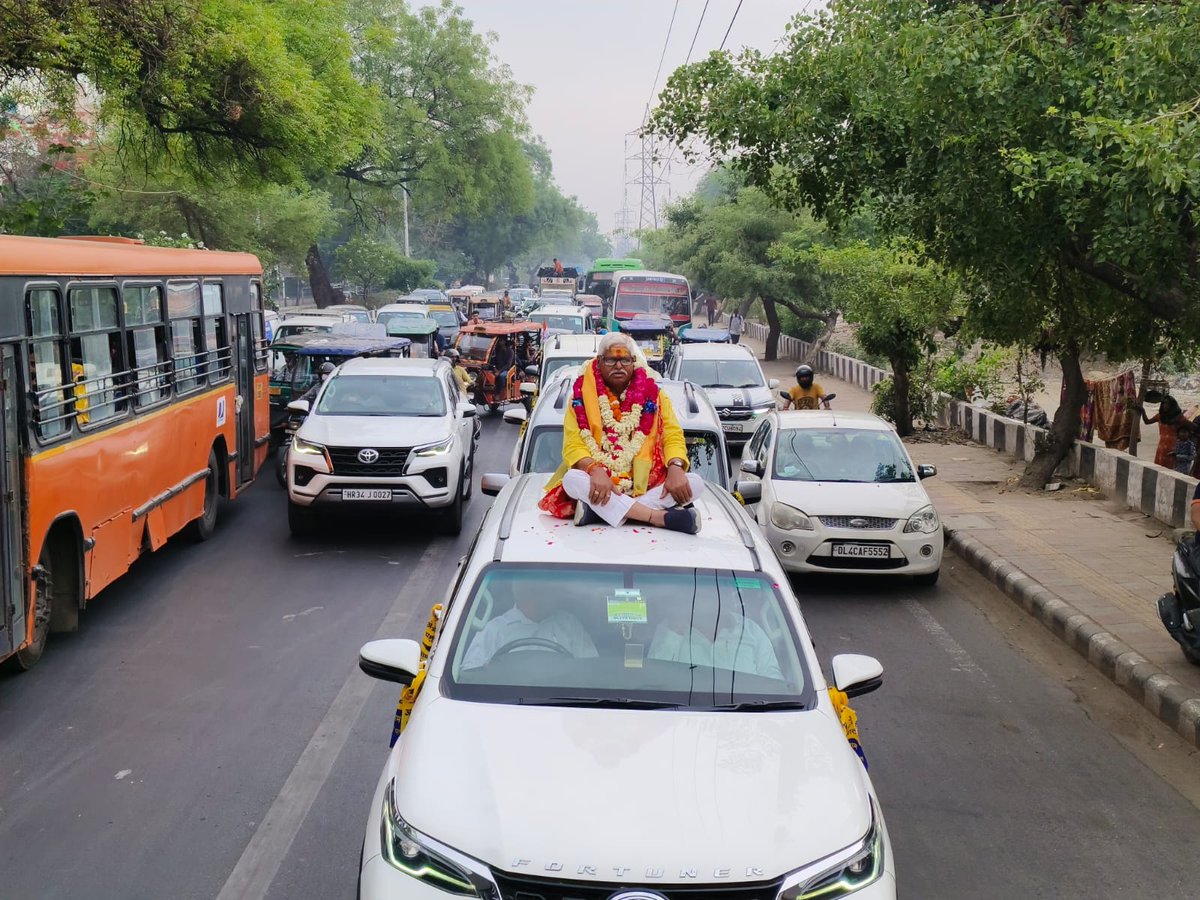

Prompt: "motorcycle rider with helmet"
[783,364,830,410]
[298,361,336,407]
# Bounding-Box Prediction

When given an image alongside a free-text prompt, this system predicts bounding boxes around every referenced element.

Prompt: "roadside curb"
[945,527,1200,750]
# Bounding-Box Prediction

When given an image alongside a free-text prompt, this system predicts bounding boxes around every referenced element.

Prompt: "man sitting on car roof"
[539,332,705,533]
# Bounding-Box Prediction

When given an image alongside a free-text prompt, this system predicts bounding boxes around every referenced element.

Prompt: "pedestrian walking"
[706,295,717,327]
[1139,395,1189,469]
[728,310,745,344]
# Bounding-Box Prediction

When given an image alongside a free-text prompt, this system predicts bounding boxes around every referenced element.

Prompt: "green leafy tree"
[649,0,1200,484]
[335,234,403,299]
[386,256,437,293]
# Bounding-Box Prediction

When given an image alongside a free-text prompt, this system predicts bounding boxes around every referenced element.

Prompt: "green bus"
[584,258,644,307]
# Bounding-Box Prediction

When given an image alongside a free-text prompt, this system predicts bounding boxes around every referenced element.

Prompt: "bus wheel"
[186,450,220,542]
[10,536,75,671]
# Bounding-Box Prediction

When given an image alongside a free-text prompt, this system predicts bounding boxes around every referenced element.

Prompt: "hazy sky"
[453,1,812,235]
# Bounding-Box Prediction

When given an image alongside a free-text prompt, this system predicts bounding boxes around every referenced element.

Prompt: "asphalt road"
[2,415,1199,900]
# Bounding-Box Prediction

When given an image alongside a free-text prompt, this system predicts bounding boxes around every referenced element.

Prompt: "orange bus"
[0,235,271,670]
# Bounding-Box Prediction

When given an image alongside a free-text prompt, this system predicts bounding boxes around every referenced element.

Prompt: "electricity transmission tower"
[617,128,671,251]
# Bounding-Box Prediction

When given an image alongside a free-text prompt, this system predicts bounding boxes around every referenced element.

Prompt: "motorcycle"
[276,401,309,487]
[778,390,837,409]
[1157,537,1200,665]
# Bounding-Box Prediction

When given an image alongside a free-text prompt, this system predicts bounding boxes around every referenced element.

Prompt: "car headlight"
[781,800,885,899]
[771,502,815,531]
[903,505,940,534]
[751,403,776,416]
[414,437,454,458]
[381,781,482,895]
[292,436,326,457]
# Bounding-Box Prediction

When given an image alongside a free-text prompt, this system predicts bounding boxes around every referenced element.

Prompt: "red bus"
[611,270,692,325]
[0,235,270,670]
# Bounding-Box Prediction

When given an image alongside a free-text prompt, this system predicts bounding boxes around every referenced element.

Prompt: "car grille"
[818,516,897,530]
[808,556,907,570]
[491,872,783,900]
[716,408,754,421]
[327,446,410,477]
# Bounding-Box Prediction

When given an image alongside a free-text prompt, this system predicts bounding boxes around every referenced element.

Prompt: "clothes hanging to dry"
[1061,369,1139,450]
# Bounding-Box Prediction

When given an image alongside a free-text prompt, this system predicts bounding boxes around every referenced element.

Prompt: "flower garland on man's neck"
[572,358,659,492]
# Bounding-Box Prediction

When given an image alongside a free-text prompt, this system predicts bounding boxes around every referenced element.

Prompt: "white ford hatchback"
[356,476,895,899]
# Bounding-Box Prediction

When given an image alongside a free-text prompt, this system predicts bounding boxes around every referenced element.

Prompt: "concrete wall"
[749,319,1198,528]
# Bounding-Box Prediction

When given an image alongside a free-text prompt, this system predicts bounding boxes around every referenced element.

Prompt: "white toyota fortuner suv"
[285,357,477,536]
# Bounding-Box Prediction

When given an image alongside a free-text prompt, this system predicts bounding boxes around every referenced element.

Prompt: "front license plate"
[342,489,393,501]
[832,543,889,559]
[722,422,744,433]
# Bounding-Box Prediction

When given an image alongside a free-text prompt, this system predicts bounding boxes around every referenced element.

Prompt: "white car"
[285,357,477,536]
[737,411,942,583]
[528,304,594,334]
[665,343,779,448]
[357,476,895,899]
[376,303,433,331]
[531,332,602,387]
[272,313,353,342]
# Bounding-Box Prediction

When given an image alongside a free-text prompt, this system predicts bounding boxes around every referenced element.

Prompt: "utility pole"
[402,187,411,257]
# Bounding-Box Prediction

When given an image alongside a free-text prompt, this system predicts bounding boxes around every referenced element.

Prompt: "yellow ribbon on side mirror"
[391,604,444,746]
[829,687,868,769]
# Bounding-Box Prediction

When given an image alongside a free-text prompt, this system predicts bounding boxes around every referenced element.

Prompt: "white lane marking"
[215,542,444,900]
[114,769,132,781]
[902,597,993,686]
[281,606,324,622]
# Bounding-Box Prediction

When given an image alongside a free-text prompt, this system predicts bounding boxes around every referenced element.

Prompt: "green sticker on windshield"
[607,589,648,624]
[734,577,762,589]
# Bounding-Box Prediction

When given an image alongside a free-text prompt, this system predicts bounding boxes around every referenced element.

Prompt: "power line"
[719,0,745,51]
[685,0,712,63]
[644,0,682,124]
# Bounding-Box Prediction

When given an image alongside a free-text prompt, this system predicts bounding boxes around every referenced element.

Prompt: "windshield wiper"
[525,696,683,710]
[706,699,810,712]
[705,383,735,388]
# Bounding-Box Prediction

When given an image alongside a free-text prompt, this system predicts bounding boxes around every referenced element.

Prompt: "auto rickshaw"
[447,285,484,315]
[468,293,503,322]
[678,326,732,344]
[385,318,443,358]
[618,315,675,373]
[454,322,544,412]
[268,333,412,444]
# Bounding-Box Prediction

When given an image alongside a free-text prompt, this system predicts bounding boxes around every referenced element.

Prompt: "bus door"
[232,315,256,486]
[0,346,25,658]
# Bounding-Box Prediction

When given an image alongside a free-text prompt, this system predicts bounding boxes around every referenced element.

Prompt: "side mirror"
[480,473,511,496]
[739,458,763,477]
[734,481,762,504]
[767,378,779,389]
[778,390,791,401]
[525,364,539,376]
[286,399,310,415]
[824,392,837,403]
[831,654,884,698]
[457,402,477,419]
[520,382,537,397]
[359,638,421,686]
[917,464,937,479]
[502,408,527,426]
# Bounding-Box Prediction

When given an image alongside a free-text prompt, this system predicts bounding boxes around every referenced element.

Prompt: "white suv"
[356,476,894,899]
[285,357,477,536]
[665,343,779,448]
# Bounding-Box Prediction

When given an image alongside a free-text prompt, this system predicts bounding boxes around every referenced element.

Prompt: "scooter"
[778,390,836,409]
[1157,537,1200,665]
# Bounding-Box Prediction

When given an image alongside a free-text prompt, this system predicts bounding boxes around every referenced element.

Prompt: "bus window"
[202,283,230,382]
[168,281,204,393]
[27,288,70,440]
[68,285,126,425]
[124,284,169,408]
[250,283,267,372]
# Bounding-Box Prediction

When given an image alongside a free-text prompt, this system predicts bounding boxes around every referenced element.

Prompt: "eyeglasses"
[599,356,634,368]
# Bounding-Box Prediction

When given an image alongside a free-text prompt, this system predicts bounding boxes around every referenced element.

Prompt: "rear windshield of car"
[524,427,725,487]
[376,311,426,327]
[444,564,814,710]
[315,374,446,417]
[428,310,459,328]
[775,427,915,483]
[274,323,332,341]
[530,313,585,333]
[678,358,763,389]
[542,356,588,383]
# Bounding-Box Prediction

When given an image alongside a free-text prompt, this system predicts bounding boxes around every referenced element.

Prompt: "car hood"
[772,479,930,518]
[702,385,773,409]
[298,413,449,448]
[392,694,872,882]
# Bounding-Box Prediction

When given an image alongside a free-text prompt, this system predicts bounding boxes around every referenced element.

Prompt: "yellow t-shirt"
[789,383,825,410]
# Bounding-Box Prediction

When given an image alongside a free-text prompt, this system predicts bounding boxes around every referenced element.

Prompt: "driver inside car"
[462,584,598,669]
[648,597,783,681]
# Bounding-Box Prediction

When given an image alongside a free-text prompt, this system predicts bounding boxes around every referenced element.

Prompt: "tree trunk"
[761,296,781,361]
[802,311,840,366]
[891,354,914,437]
[1020,344,1085,489]
[306,244,336,308]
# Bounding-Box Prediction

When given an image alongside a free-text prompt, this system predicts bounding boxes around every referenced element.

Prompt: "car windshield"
[525,428,725,487]
[445,565,813,709]
[315,374,446,417]
[542,356,588,383]
[428,310,459,328]
[457,334,493,362]
[376,311,426,327]
[531,314,585,333]
[775,427,915,483]
[274,323,331,341]
[678,358,764,389]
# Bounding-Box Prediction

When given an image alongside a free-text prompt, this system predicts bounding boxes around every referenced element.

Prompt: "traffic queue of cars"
[269,282,938,899]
